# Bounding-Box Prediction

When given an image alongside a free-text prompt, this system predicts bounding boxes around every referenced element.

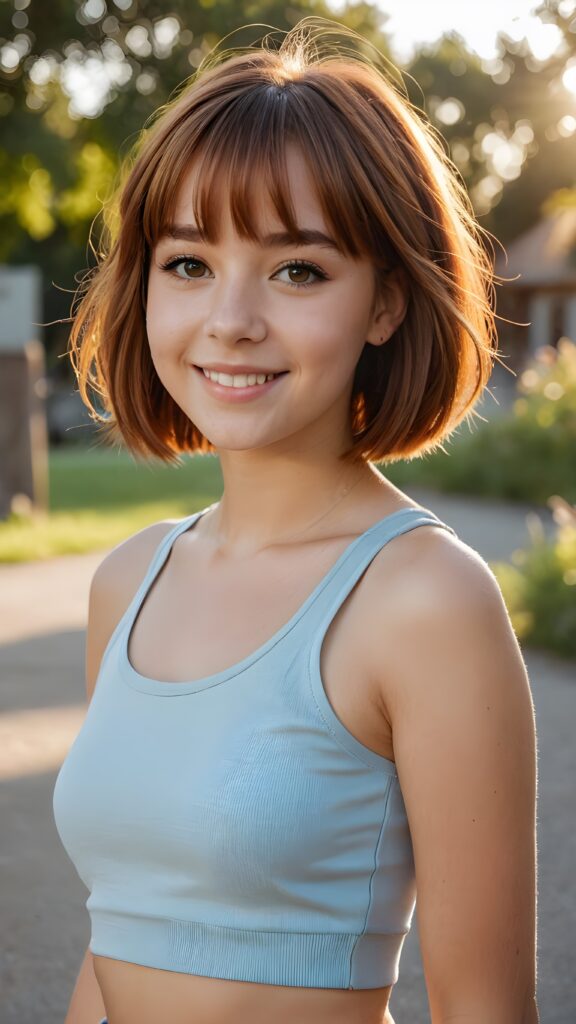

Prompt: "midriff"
[93,957,395,1024]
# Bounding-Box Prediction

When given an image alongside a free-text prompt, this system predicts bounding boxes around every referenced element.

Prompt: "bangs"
[142,81,397,267]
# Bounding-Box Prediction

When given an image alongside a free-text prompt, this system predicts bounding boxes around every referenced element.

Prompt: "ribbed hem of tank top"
[89,912,404,988]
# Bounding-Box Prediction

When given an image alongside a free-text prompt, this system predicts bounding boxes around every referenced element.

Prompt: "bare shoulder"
[363,524,538,1015]
[90,516,180,598]
[364,518,514,705]
[85,517,181,702]
[381,516,536,751]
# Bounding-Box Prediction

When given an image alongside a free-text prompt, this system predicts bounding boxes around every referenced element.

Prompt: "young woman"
[53,18,539,1024]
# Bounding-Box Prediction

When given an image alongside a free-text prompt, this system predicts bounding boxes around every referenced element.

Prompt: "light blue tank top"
[53,504,456,989]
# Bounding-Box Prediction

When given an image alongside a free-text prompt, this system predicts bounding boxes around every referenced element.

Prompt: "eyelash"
[157,255,328,289]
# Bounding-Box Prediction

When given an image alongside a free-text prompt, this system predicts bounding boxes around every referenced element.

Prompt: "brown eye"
[178,259,207,279]
[160,257,210,280]
[276,261,325,288]
[287,265,313,284]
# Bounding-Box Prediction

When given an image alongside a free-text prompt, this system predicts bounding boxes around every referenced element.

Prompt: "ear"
[366,267,409,348]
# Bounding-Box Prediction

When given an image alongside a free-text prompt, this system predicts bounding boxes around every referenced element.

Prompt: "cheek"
[145,282,191,361]
[145,332,175,394]
[298,294,369,375]
[144,270,189,333]
[145,323,181,393]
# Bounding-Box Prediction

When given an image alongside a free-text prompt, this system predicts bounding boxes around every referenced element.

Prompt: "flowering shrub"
[386,337,576,505]
[514,337,576,435]
[492,496,576,660]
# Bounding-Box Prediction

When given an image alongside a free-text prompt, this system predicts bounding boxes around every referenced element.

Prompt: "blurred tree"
[406,0,576,242]
[0,0,394,367]
[1,0,576,369]
[487,0,576,240]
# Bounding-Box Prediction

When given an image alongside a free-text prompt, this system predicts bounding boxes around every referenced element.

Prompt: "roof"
[495,206,576,288]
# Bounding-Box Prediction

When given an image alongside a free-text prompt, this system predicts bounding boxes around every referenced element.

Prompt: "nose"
[204,276,267,346]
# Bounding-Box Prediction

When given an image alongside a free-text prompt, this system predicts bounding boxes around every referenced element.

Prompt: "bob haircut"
[69,18,500,466]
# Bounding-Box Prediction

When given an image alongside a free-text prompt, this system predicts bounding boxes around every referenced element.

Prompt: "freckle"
[486,706,491,710]
[493,790,497,794]
[472,818,476,822]
[516,947,520,955]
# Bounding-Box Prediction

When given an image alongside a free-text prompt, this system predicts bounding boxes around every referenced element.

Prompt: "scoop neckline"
[120,503,432,696]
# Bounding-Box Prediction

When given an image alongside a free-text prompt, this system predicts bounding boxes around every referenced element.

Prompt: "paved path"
[0,488,574,1023]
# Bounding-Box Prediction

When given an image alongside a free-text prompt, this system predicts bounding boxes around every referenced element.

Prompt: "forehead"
[171,144,327,239]
[142,75,399,264]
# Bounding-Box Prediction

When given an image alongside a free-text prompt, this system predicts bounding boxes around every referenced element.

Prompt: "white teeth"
[202,369,279,388]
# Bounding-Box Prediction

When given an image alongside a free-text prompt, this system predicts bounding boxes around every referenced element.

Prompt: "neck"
[201,449,385,559]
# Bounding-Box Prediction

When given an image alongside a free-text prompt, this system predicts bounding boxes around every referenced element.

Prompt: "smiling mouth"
[194,366,289,389]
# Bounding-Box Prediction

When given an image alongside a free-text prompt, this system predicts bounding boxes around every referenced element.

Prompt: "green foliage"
[0,0,575,375]
[0,0,395,359]
[386,339,576,505]
[514,336,576,432]
[57,142,116,225]
[0,150,55,244]
[492,503,576,659]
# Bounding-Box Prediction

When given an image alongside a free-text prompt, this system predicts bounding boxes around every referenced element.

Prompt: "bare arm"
[371,533,539,1023]
[63,520,176,1024]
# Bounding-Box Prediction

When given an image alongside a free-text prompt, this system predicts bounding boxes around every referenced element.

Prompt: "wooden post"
[0,266,48,521]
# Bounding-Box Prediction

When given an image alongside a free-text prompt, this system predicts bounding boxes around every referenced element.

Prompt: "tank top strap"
[101,505,215,666]
[300,506,457,644]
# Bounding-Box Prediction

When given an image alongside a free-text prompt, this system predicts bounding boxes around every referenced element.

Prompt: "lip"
[193,365,288,403]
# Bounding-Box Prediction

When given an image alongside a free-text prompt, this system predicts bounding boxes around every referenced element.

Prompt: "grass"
[0,445,223,563]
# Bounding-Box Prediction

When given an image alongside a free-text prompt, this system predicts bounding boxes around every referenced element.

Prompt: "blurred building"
[495,206,576,369]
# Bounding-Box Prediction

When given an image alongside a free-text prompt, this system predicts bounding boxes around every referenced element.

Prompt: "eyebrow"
[160,224,343,254]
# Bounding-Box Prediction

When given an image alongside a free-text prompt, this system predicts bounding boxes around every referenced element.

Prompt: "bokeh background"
[0,2,575,1022]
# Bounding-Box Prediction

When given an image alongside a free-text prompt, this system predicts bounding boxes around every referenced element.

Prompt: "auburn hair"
[69,17,499,465]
